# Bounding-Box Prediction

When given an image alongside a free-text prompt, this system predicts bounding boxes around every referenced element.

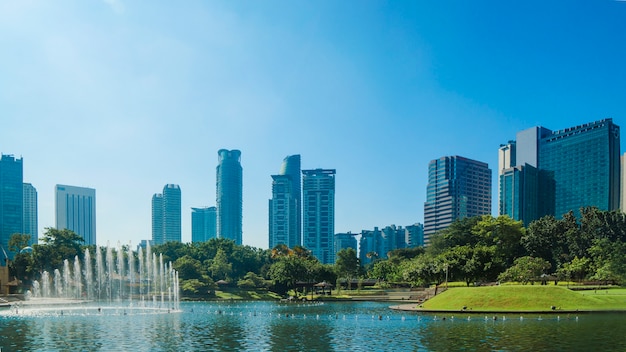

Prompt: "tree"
[8,233,32,253]
[33,228,84,273]
[335,248,360,290]
[497,256,551,285]
[208,248,232,281]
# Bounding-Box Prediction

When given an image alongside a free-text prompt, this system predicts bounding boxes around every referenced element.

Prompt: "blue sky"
[1,1,625,249]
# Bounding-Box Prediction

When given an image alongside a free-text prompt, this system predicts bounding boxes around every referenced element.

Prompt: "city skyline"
[1,2,626,249]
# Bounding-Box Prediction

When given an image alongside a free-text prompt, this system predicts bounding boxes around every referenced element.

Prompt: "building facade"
[55,184,96,245]
[23,183,37,245]
[405,223,424,248]
[423,156,492,244]
[0,155,23,261]
[500,119,620,223]
[191,206,217,243]
[216,149,243,245]
[152,184,181,245]
[302,169,336,264]
[269,155,301,249]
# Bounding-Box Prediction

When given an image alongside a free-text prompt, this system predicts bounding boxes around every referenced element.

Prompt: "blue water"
[1,301,625,351]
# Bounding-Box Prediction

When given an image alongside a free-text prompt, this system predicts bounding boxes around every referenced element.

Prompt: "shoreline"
[389,303,626,314]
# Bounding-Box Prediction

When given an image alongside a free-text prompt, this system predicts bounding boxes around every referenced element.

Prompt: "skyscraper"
[151,194,163,244]
[55,184,96,245]
[216,149,243,245]
[269,155,301,249]
[22,183,37,245]
[0,154,23,261]
[302,168,336,264]
[500,118,620,222]
[191,206,217,243]
[152,184,181,245]
[423,156,492,244]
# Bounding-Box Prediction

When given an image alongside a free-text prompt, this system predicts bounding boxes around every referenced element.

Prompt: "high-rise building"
[152,184,181,245]
[302,168,336,264]
[22,183,37,245]
[191,206,217,243]
[151,194,163,244]
[500,119,620,222]
[334,232,357,254]
[216,149,243,245]
[55,184,96,245]
[423,156,492,244]
[405,223,424,248]
[269,155,301,249]
[0,154,23,262]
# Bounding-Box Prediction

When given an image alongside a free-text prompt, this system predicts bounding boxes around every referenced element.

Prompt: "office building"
[269,155,301,249]
[55,184,96,245]
[152,184,181,245]
[216,149,243,245]
[423,156,492,244]
[23,183,37,245]
[500,119,620,222]
[302,169,336,264]
[191,206,217,243]
[0,155,23,261]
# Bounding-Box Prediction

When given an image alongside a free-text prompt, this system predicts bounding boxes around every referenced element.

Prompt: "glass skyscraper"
[423,156,492,245]
[216,149,243,245]
[152,184,181,245]
[499,119,620,222]
[23,183,38,245]
[269,155,301,249]
[302,168,336,264]
[55,184,96,245]
[191,206,216,243]
[0,154,23,261]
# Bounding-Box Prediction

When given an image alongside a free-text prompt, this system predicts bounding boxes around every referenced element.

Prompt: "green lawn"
[421,286,626,312]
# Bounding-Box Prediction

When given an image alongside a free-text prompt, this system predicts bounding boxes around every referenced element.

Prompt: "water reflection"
[2,302,626,351]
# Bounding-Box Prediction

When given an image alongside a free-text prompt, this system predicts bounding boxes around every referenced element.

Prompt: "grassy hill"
[420,286,626,312]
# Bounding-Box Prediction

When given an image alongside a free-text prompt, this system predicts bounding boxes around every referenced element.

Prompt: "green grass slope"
[421,286,626,312]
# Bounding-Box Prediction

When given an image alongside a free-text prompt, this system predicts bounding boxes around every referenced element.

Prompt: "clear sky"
[1,1,625,250]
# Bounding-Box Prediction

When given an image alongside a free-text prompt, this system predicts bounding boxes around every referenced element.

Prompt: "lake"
[1,300,625,351]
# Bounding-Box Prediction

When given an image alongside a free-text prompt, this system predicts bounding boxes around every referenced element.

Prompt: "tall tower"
[22,183,38,245]
[162,184,181,243]
[302,168,336,264]
[216,149,243,245]
[152,184,181,245]
[55,184,96,245]
[151,193,163,245]
[0,154,23,261]
[423,156,492,245]
[191,206,217,243]
[269,155,301,249]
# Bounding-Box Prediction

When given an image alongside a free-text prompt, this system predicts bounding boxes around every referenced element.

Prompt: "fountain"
[3,242,180,316]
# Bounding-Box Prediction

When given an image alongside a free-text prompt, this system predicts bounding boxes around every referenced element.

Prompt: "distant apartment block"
[152,184,181,245]
[334,232,357,255]
[302,169,336,264]
[55,184,96,245]
[269,155,302,249]
[23,183,37,245]
[423,156,492,245]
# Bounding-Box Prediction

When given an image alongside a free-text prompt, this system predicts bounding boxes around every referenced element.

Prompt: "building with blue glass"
[302,168,335,264]
[22,183,38,245]
[499,119,620,223]
[152,184,181,245]
[191,206,216,243]
[269,155,301,249]
[0,154,23,261]
[55,184,96,245]
[423,156,492,245]
[216,149,243,245]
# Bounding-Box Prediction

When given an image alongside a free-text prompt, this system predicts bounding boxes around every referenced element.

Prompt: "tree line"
[8,207,626,297]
